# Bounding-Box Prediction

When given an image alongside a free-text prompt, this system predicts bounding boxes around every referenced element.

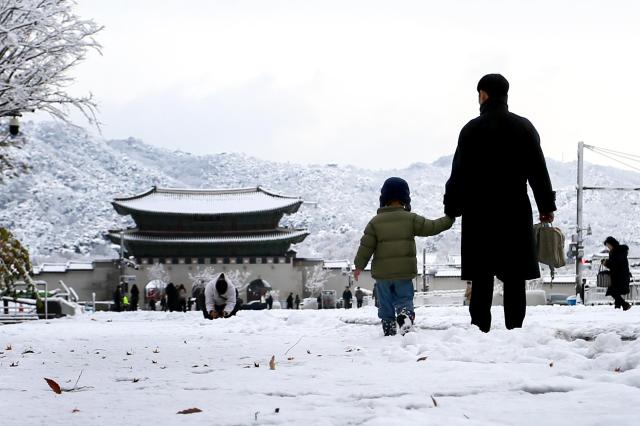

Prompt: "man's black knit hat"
[379,177,411,211]
[477,74,509,97]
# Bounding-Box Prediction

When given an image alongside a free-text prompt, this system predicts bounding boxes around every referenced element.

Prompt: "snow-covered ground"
[2,306,640,425]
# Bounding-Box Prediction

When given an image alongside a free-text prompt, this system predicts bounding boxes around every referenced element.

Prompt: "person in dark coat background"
[355,287,364,308]
[112,285,122,312]
[130,284,140,311]
[602,236,632,310]
[266,293,273,310]
[342,287,353,309]
[286,292,294,309]
[295,294,300,309]
[444,74,557,333]
[165,282,178,312]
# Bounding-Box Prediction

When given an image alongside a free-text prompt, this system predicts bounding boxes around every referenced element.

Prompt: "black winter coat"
[604,245,631,296]
[444,98,556,281]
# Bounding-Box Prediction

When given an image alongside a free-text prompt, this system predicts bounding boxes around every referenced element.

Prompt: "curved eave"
[106,230,309,245]
[111,200,303,217]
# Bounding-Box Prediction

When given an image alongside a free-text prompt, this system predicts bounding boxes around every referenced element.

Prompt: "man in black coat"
[444,74,557,332]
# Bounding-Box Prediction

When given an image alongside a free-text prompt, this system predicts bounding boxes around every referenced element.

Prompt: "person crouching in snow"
[353,177,454,336]
[205,273,240,319]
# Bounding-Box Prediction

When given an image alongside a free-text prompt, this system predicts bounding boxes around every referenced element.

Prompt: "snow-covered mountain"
[1,121,639,261]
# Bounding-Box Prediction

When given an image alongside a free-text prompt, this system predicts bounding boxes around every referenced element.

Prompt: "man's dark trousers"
[469,276,526,332]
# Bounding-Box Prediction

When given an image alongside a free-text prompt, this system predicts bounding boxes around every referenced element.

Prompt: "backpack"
[534,223,566,277]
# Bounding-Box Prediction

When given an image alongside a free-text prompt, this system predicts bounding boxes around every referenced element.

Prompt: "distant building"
[107,186,309,260]
[101,186,317,306]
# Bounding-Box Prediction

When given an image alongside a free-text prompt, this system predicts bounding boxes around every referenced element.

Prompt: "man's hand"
[539,212,554,223]
[223,311,231,318]
[210,310,220,319]
[354,269,362,281]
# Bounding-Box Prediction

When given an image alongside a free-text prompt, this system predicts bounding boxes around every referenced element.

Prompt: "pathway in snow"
[1,306,639,425]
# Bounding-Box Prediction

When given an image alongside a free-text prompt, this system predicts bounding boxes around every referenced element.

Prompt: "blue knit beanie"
[379,177,411,211]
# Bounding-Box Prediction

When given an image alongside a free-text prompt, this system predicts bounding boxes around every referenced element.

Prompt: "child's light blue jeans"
[375,279,415,320]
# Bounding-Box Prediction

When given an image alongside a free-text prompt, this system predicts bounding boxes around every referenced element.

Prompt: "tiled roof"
[112,186,303,216]
[108,228,309,245]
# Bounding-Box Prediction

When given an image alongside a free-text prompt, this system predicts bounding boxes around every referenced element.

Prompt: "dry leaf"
[22,348,35,354]
[430,395,438,407]
[10,361,19,367]
[275,408,280,413]
[254,362,259,368]
[307,350,311,354]
[132,378,140,383]
[177,408,202,415]
[72,408,80,413]
[5,344,11,351]
[269,355,276,370]
[44,378,62,394]
[615,367,622,373]
[152,360,158,364]
[287,357,294,361]
[153,348,160,353]
[417,356,428,362]
[126,351,133,356]
[549,362,554,368]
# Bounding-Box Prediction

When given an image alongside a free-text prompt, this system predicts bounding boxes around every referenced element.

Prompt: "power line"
[586,145,640,162]
[584,146,640,173]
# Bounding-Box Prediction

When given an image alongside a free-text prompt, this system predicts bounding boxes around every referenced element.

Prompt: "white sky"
[45,0,640,169]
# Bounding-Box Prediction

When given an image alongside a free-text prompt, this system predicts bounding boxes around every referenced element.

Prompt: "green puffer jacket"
[354,207,454,280]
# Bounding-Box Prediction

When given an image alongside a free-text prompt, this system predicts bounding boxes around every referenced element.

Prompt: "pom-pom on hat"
[379,177,411,211]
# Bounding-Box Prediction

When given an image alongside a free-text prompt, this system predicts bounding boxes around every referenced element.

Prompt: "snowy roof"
[33,262,94,274]
[435,269,462,278]
[324,260,351,269]
[112,186,304,216]
[109,229,309,245]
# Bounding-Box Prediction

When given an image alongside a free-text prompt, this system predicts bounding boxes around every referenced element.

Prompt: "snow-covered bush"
[0,227,34,294]
[304,264,331,297]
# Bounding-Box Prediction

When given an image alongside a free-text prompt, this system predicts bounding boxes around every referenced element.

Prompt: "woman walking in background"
[602,236,632,311]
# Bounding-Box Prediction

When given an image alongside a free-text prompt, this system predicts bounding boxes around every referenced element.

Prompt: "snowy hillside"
[1,121,639,261]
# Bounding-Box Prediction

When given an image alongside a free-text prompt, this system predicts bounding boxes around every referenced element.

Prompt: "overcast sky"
[49,0,640,169]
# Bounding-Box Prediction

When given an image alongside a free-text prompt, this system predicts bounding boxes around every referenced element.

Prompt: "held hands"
[354,269,362,281]
[539,212,555,223]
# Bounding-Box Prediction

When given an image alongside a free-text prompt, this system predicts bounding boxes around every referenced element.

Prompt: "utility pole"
[576,141,584,297]
[422,248,427,292]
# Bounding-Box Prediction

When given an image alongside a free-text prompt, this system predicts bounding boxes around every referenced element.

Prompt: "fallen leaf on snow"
[615,367,622,373]
[44,378,62,394]
[275,408,280,413]
[22,348,35,354]
[549,362,554,368]
[72,408,80,413]
[177,408,202,415]
[254,362,259,368]
[431,395,438,407]
[269,355,276,370]
[417,356,428,362]
[5,345,11,351]
[132,378,140,383]
[10,361,19,367]
[287,357,294,361]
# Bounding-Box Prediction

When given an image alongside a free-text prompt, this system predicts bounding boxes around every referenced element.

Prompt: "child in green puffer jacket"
[354,177,454,336]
